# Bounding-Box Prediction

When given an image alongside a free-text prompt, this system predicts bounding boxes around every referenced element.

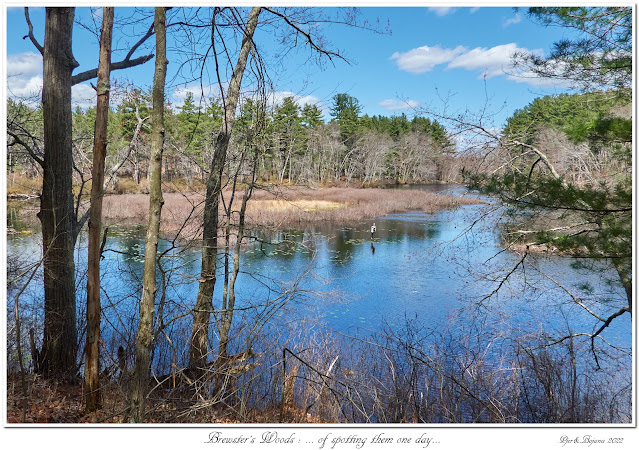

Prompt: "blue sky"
[5,5,580,129]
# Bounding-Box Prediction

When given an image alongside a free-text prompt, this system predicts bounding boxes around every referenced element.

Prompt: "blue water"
[7,185,631,367]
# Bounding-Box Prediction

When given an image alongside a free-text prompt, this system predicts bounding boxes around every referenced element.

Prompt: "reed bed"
[100,186,482,237]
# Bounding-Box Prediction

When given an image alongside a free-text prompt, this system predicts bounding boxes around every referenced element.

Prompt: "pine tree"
[473,7,632,362]
[330,93,361,146]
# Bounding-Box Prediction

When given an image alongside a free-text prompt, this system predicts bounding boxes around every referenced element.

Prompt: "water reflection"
[249,216,444,268]
[7,186,630,351]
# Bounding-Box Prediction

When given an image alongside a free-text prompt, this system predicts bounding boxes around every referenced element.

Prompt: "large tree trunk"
[84,7,114,412]
[189,6,262,373]
[39,7,79,381]
[129,7,167,423]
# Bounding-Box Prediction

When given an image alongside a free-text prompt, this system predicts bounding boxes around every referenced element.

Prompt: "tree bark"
[189,6,262,372]
[84,7,114,412]
[129,7,167,423]
[39,7,79,381]
[217,151,258,380]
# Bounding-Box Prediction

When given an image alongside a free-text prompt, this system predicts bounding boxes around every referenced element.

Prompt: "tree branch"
[591,306,630,369]
[7,130,44,167]
[510,139,565,183]
[72,53,154,85]
[23,7,44,55]
[263,7,348,65]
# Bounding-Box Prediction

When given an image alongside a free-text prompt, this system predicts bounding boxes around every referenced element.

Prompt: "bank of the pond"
[96,186,482,238]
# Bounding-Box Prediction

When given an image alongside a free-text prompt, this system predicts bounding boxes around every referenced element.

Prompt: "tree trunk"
[189,7,262,373]
[129,7,167,423]
[39,7,79,381]
[84,7,114,412]
[215,152,258,394]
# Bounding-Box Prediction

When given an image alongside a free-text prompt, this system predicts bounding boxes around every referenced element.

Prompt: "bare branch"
[263,7,348,65]
[591,306,631,369]
[23,7,44,55]
[72,53,154,85]
[509,139,565,183]
[124,21,155,61]
[7,130,44,167]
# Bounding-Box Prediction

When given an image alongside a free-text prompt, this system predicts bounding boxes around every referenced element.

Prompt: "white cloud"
[7,52,43,103]
[7,51,98,108]
[71,83,97,109]
[447,43,530,78]
[391,43,574,89]
[390,45,467,74]
[503,12,522,27]
[506,70,575,89]
[7,73,42,101]
[171,83,224,108]
[379,99,421,111]
[7,52,42,78]
[428,7,456,17]
[271,91,321,108]
[470,7,480,14]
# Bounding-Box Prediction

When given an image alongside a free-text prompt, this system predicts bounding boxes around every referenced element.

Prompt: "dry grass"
[245,186,480,228]
[258,199,345,212]
[8,185,481,240]
[7,173,42,197]
[99,186,482,238]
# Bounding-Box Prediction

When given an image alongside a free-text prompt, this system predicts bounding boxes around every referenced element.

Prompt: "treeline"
[496,89,631,186]
[7,88,630,196]
[7,91,462,192]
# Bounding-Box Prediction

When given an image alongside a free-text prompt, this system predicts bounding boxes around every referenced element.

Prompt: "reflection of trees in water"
[241,217,443,267]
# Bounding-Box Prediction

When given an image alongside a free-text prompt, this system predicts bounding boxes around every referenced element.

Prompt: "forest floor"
[6,374,315,423]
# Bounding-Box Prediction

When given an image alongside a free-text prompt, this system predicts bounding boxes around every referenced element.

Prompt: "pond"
[7,185,631,365]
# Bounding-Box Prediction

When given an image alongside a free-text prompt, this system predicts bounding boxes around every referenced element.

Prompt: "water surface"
[7,185,631,357]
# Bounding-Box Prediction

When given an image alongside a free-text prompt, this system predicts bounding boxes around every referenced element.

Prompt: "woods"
[5,6,633,425]
[7,94,458,192]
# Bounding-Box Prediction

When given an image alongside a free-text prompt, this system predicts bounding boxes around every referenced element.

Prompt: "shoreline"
[7,185,484,241]
[99,186,483,238]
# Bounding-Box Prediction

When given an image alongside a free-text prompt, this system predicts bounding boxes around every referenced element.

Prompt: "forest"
[5,6,633,426]
[8,92,458,191]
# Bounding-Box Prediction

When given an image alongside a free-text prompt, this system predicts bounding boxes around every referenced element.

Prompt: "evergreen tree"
[330,93,361,146]
[176,91,205,150]
[301,103,323,128]
[117,89,151,141]
[273,96,303,182]
[473,7,632,362]
[515,7,632,91]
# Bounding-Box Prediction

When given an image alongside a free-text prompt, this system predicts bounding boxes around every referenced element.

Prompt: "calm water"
[7,185,631,355]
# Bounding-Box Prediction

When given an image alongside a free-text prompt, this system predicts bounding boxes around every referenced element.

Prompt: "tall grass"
[7,284,630,424]
[98,187,481,238]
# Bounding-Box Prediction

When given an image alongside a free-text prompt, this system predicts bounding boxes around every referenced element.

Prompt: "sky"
[5,4,584,131]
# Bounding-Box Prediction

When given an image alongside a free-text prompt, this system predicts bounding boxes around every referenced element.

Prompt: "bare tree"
[129,7,168,423]
[23,6,155,380]
[189,6,262,373]
[85,6,114,412]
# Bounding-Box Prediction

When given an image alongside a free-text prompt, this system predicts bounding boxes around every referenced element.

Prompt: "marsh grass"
[7,173,42,197]
[99,186,482,238]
